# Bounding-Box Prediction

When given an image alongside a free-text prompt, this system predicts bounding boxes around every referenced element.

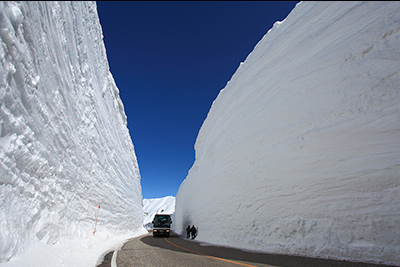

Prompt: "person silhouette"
[190,225,197,239]
[186,225,191,238]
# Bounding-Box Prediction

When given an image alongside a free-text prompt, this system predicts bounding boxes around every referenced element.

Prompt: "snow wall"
[174,2,400,265]
[0,1,143,263]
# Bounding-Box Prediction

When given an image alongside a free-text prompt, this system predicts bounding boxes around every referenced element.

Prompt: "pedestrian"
[186,225,191,238]
[190,225,197,239]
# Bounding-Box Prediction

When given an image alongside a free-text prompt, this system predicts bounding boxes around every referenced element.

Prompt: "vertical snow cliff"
[0,1,143,263]
[175,1,400,265]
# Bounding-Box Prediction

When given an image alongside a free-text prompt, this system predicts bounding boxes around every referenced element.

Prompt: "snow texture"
[143,196,175,230]
[174,1,400,266]
[0,1,145,266]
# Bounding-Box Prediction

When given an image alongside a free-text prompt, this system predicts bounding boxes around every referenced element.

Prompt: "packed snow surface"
[175,1,400,266]
[143,196,175,230]
[0,1,145,266]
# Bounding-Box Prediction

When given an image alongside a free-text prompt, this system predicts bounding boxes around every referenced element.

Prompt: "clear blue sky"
[96,1,298,199]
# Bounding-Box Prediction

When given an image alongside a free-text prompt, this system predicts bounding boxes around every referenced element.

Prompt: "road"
[98,232,397,267]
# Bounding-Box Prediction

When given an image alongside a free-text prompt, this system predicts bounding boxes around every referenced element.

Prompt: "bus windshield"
[153,215,171,227]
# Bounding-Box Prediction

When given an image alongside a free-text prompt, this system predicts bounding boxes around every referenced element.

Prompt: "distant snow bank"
[0,1,144,266]
[143,196,175,230]
[175,1,400,266]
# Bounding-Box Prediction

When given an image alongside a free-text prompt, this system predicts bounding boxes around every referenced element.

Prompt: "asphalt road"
[98,232,397,267]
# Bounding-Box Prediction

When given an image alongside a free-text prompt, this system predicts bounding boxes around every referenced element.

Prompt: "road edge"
[111,250,118,267]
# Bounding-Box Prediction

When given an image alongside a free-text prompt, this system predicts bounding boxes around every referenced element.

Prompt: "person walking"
[190,225,197,239]
[186,225,191,238]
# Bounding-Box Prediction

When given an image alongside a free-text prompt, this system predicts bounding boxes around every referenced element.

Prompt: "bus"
[152,214,172,237]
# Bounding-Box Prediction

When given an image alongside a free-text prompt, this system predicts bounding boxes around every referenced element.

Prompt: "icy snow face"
[175,1,400,265]
[143,196,175,230]
[0,1,143,263]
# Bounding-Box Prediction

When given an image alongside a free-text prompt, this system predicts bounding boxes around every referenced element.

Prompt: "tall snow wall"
[0,1,143,263]
[174,1,400,265]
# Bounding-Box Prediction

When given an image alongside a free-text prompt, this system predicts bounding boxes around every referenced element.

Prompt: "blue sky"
[96,1,298,199]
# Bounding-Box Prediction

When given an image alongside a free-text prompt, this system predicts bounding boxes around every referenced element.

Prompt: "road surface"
[98,232,397,267]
